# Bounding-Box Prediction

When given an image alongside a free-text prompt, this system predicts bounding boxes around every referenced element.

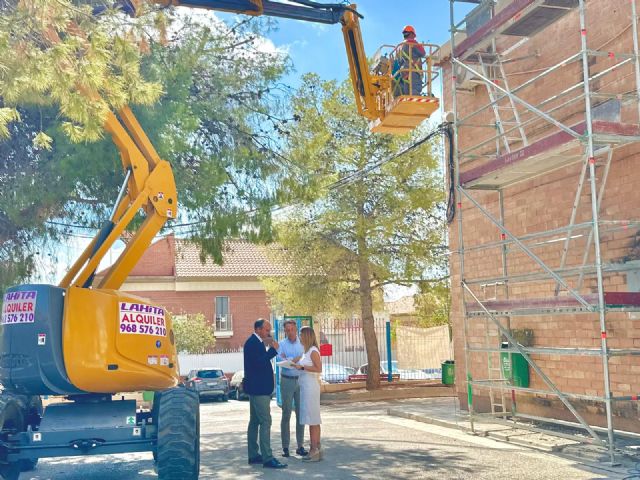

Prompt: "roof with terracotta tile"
[173,238,290,278]
[384,295,416,315]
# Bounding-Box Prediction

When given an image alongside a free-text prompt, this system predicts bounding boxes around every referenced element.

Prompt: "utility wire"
[329,122,450,191]
[46,122,454,235]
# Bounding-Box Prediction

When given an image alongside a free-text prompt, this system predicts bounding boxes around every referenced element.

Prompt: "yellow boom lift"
[0,1,439,479]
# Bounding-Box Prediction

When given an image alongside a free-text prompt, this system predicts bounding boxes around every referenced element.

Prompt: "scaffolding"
[447,0,640,463]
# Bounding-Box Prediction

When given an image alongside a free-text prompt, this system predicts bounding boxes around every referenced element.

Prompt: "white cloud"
[33,235,126,285]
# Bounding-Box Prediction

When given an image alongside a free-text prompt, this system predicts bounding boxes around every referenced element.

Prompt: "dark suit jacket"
[243,334,278,396]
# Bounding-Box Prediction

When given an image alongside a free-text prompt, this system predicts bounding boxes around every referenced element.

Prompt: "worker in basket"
[393,25,426,96]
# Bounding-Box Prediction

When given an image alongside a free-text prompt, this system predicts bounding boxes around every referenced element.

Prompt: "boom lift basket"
[369,42,441,134]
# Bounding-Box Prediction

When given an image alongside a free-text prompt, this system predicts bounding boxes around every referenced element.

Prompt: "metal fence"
[177,320,453,384]
[318,317,452,382]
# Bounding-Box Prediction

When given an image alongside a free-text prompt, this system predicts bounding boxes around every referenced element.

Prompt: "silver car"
[186,368,230,401]
[321,363,353,383]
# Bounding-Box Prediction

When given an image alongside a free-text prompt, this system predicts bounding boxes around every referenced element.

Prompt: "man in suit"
[244,319,288,469]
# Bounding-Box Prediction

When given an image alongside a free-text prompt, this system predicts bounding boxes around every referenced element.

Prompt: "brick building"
[443,0,640,439]
[115,235,287,351]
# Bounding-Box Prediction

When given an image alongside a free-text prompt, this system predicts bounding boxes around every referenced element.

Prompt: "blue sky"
[40,2,471,292]
[220,1,472,86]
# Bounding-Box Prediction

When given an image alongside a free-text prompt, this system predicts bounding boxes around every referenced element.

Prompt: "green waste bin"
[442,360,455,385]
[142,391,155,402]
[500,342,530,387]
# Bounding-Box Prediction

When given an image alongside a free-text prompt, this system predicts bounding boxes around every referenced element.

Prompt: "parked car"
[230,370,247,400]
[229,370,275,400]
[321,363,353,383]
[356,361,433,381]
[186,368,230,401]
[422,368,443,380]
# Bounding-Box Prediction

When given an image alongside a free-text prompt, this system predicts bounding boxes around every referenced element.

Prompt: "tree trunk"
[358,253,381,390]
[356,204,381,391]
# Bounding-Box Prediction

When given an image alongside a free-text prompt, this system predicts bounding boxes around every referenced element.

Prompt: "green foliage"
[172,313,215,354]
[134,15,291,260]
[265,74,446,316]
[262,225,370,316]
[264,75,445,390]
[415,281,451,328]
[0,0,163,143]
[0,14,290,289]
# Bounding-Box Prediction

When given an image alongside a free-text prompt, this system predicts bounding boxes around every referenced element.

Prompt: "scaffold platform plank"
[455,0,579,60]
[460,121,640,189]
[465,291,640,316]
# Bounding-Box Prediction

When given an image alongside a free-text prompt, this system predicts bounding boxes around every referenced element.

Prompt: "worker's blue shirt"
[278,336,304,378]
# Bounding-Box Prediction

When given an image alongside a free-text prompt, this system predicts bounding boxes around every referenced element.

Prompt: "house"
[115,235,288,351]
[384,295,418,325]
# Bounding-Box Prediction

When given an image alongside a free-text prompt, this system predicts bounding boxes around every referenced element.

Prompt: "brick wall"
[444,0,640,431]
[127,288,272,351]
[128,235,175,277]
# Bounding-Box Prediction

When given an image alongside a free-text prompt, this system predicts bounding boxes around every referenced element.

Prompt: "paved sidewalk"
[29,398,625,479]
[386,397,637,477]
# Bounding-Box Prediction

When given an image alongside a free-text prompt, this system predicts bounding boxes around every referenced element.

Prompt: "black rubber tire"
[222,394,228,402]
[0,462,19,480]
[156,387,200,480]
[0,394,26,480]
[19,395,42,472]
[150,391,162,464]
[19,457,38,472]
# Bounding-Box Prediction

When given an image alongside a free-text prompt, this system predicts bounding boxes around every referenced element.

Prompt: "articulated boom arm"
[62,0,423,291]
[139,0,380,119]
[62,0,376,292]
[59,108,177,291]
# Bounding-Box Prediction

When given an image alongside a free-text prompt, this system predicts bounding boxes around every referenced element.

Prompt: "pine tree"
[265,74,445,390]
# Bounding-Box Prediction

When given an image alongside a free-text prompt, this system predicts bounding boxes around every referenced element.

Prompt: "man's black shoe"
[263,458,288,469]
[282,448,290,457]
[248,456,263,465]
[296,447,309,456]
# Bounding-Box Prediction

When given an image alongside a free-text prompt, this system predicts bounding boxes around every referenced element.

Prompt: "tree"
[0,12,291,291]
[0,0,163,143]
[415,280,451,328]
[0,0,164,290]
[172,313,216,354]
[265,74,445,390]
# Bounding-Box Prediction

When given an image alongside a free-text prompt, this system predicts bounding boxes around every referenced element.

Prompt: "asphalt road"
[25,398,621,479]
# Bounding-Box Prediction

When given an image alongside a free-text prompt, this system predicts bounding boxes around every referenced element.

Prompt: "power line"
[44,122,450,236]
[328,123,449,191]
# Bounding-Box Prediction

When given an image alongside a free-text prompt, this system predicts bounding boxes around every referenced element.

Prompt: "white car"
[321,364,353,383]
[356,361,433,381]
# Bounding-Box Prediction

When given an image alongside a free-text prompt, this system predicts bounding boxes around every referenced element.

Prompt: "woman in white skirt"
[293,326,323,461]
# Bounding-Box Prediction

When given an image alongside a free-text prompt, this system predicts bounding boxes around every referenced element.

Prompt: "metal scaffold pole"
[449,0,475,433]
[446,0,640,460]
[577,0,616,464]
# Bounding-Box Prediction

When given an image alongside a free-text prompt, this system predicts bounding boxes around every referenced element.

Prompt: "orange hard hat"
[402,25,416,35]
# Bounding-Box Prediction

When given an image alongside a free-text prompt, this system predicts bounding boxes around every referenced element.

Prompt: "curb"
[387,409,575,453]
[387,408,471,432]
[321,385,455,404]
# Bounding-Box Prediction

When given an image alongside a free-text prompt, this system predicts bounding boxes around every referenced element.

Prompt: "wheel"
[0,394,26,480]
[0,463,19,480]
[19,457,38,472]
[151,391,162,464]
[20,395,42,472]
[156,387,200,480]
[222,394,228,402]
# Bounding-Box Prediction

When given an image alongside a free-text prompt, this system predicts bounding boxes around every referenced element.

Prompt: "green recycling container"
[142,391,155,402]
[500,342,530,388]
[442,360,455,385]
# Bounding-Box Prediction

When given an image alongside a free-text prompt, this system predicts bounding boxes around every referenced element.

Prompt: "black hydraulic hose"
[444,123,456,224]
